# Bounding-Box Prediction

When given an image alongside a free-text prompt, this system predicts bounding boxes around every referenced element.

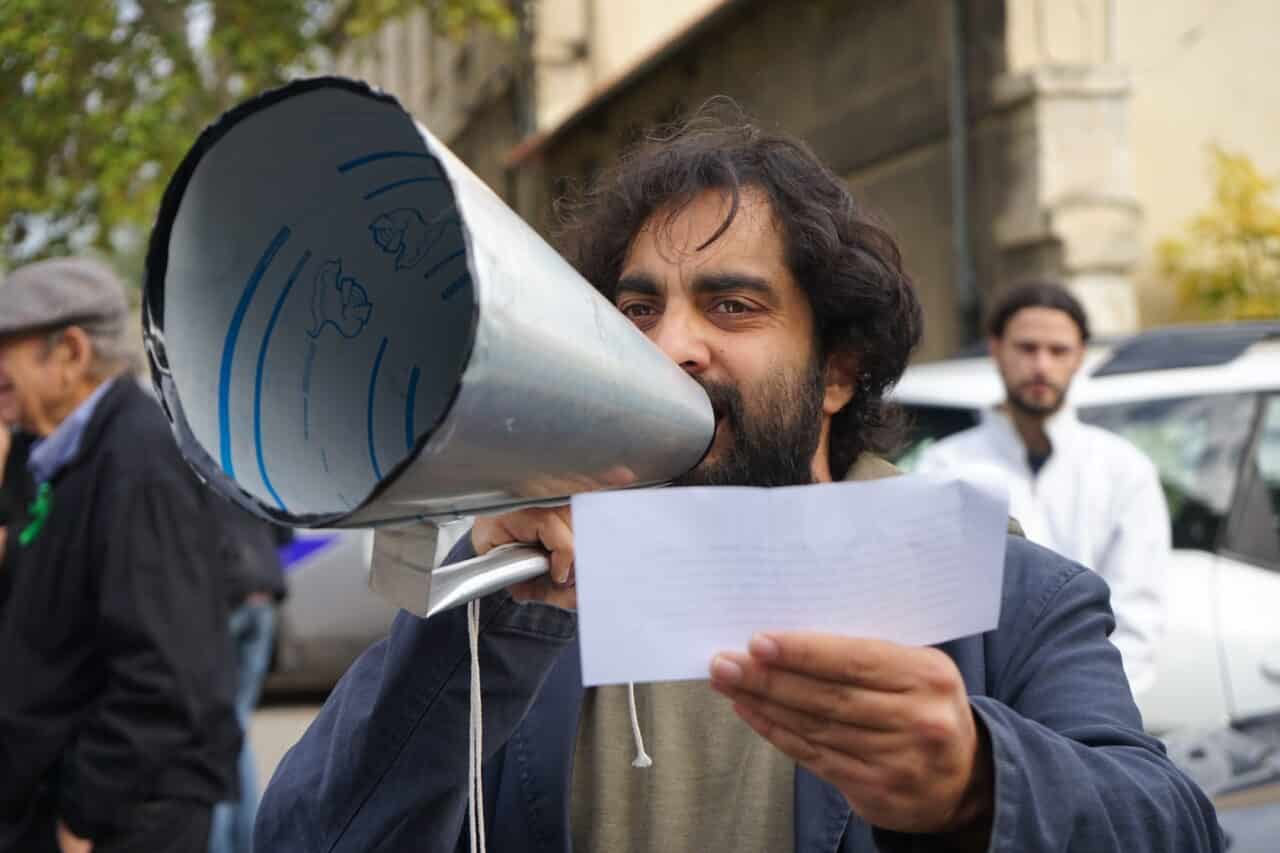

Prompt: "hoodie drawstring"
[468,603,652,853]
[467,599,487,853]
[627,681,653,768]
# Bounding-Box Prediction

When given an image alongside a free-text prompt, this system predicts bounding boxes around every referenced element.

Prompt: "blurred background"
[3,0,1278,342]
[3,0,1278,848]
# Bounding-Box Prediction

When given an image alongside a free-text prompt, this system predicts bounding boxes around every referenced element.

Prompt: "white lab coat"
[916,407,1171,695]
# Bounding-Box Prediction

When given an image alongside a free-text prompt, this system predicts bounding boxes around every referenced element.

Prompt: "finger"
[471,514,514,554]
[500,509,574,583]
[538,510,575,583]
[710,654,903,729]
[717,687,910,754]
[747,632,922,692]
[476,508,575,579]
[732,702,880,791]
[509,576,578,610]
[597,465,638,488]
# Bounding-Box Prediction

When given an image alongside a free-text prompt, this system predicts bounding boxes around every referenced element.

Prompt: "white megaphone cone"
[142,77,714,615]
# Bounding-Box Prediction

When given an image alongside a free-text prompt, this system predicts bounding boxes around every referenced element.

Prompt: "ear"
[57,326,95,380]
[822,350,857,417]
[986,335,1001,359]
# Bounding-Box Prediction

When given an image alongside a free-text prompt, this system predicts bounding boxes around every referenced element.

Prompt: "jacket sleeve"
[58,474,237,840]
[1095,453,1171,696]
[254,534,576,853]
[876,547,1221,852]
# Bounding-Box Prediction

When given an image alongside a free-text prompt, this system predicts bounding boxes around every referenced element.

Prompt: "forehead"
[1003,307,1083,343]
[0,333,43,358]
[621,187,792,283]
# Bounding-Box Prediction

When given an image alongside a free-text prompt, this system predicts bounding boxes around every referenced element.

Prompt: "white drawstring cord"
[467,599,487,853]
[627,682,653,768]
[468,601,649,853]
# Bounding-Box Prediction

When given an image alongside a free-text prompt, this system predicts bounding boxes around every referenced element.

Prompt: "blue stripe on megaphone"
[336,150,436,173]
[420,248,465,284]
[367,336,390,482]
[405,365,421,452]
[441,273,470,301]
[253,249,312,513]
[220,226,290,478]
[363,175,443,201]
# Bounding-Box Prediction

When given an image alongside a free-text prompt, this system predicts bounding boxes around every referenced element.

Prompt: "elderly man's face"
[616,188,846,486]
[0,332,65,436]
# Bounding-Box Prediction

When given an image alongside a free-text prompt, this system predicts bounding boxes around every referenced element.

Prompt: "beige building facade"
[340,0,1280,356]
[1005,0,1280,324]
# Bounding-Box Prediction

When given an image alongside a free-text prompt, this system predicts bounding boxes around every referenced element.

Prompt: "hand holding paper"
[708,630,996,835]
[569,474,1007,836]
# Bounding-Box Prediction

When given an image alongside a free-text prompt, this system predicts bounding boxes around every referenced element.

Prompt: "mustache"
[693,378,745,424]
[1016,377,1064,394]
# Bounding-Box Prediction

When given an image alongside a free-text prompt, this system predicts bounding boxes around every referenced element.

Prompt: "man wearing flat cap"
[0,258,240,853]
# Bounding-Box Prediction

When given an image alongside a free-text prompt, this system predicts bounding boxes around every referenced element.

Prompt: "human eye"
[710,298,753,315]
[620,302,657,318]
[619,301,661,330]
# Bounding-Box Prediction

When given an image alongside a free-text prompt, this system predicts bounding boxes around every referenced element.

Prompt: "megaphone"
[142,77,714,614]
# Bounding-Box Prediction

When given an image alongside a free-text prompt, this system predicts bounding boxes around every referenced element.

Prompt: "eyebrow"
[615,271,779,304]
[616,274,660,297]
[691,273,778,304]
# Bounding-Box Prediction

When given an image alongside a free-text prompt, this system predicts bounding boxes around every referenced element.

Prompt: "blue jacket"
[256,534,1222,852]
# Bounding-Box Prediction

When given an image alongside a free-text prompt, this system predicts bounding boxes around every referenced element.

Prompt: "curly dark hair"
[555,101,923,478]
[987,280,1091,342]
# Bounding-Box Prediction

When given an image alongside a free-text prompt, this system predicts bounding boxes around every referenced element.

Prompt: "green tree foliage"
[1158,146,1280,321]
[0,0,513,265]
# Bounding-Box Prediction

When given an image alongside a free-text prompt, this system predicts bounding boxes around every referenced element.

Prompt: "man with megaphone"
[254,105,1221,851]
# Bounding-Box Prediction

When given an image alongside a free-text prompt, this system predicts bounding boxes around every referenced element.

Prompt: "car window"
[1079,394,1256,551]
[1223,395,1280,569]
[892,404,981,471]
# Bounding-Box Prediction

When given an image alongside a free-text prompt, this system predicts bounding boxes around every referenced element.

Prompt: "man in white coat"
[917,282,1170,696]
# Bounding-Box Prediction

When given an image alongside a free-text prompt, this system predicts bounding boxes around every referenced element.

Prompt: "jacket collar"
[981,405,1082,460]
[27,377,124,484]
[843,453,900,482]
[60,376,140,475]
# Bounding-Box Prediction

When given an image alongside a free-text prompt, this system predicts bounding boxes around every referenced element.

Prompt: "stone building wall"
[510,0,1012,360]
[353,0,1161,356]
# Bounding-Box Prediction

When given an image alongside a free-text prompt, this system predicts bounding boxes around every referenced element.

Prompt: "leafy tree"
[1158,146,1280,321]
[0,0,514,267]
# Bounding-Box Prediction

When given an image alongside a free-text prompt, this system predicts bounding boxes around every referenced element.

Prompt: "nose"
[649,307,712,376]
[1030,349,1055,375]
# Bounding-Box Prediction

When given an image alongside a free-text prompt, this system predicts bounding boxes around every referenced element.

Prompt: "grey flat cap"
[0,257,129,340]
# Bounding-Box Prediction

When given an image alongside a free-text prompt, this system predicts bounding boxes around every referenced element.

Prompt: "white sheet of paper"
[571,474,1009,686]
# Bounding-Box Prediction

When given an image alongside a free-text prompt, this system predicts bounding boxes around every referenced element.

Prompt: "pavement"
[251,700,322,787]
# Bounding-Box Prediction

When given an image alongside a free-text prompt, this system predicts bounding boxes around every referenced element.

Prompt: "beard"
[1006,378,1068,417]
[674,355,826,488]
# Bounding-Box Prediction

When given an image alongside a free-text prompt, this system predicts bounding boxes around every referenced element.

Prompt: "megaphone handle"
[425,544,551,618]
